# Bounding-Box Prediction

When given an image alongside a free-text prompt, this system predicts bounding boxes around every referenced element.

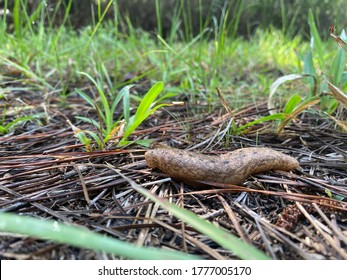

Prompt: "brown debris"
[0,87,346,260]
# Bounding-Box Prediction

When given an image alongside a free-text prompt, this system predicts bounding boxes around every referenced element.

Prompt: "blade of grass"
[0,212,200,260]
[308,9,324,70]
[132,81,164,121]
[283,94,302,114]
[237,113,286,133]
[268,74,303,115]
[114,169,271,260]
[330,30,347,85]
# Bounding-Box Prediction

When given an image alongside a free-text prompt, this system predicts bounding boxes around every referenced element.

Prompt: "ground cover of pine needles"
[0,79,346,259]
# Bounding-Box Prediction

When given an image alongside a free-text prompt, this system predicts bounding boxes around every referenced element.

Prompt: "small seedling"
[73,74,171,150]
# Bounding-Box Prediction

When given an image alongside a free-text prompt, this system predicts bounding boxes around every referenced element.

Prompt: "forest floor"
[1,78,346,259]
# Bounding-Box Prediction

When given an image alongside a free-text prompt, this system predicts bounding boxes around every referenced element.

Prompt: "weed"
[73,72,171,150]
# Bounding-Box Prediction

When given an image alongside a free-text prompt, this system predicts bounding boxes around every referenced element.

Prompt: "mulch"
[0,86,346,260]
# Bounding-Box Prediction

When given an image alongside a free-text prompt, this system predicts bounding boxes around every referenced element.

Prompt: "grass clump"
[74,74,172,150]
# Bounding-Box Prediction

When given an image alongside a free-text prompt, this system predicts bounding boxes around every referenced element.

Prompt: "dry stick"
[295,202,347,260]
[233,201,320,259]
[0,183,69,221]
[283,183,347,259]
[137,184,163,247]
[111,188,127,215]
[312,203,347,245]
[171,188,347,212]
[254,219,277,260]
[136,201,153,247]
[153,219,227,260]
[217,194,251,244]
[72,163,90,205]
[133,183,160,246]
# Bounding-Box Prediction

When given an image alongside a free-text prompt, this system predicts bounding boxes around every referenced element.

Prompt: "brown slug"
[145,145,299,186]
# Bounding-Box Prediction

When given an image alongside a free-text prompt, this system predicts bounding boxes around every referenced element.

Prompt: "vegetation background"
[1,0,346,38]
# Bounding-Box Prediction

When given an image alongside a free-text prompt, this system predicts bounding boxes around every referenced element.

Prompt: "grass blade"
[308,9,324,70]
[132,81,164,123]
[237,113,286,133]
[268,74,303,114]
[0,212,200,260]
[283,94,302,114]
[114,170,271,260]
[330,30,347,85]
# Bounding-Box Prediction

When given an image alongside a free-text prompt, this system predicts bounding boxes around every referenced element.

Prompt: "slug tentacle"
[145,146,299,186]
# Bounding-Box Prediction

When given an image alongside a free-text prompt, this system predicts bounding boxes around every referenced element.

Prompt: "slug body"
[145,146,299,185]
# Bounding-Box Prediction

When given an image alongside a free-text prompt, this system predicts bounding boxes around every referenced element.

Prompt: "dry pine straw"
[0,91,346,260]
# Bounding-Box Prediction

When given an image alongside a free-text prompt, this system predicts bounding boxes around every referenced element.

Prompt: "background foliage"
[1,0,346,39]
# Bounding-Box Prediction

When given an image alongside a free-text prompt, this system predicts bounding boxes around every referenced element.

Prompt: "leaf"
[283,94,302,114]
[74,88,96,109]
[75,116,101,130]
[237,113,286,133]
[276,98,320,134]
[0,115,41,135]
[330,26,347,53]
[132,81,164,125]
[268,74,303,115]
[120,82,169,144]
[84,130,103,149]
[303,50,316,77]
[120,103,169,144]
[121,85,131,125]
[308,9,324,70]
[78,71,112,131]
[330,30,347,85]
[326,80,347,108]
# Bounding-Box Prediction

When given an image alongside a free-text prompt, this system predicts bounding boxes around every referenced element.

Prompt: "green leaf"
[120,85,132,125]
[84,130,103,148]
[303,50,316,76]
[283,94,302,114]
[75,116,101,130]
[308,9,324,70]
[237,113,286,133]
[0,212,200,260]
[0,115,41,135]
[74,88,96,109]
[78,71,112,131]
[132,81,164,125]
[330,30,347,85]
[121,103,169,144]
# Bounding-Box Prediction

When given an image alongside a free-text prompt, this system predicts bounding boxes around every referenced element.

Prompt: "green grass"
[0,212,200,260]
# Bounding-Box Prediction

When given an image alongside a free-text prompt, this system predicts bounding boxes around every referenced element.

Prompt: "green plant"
[238,10,346,134]
[0,93,43,135]
[237,92,319,134]
[0,115,40,135]
[74,73,171,150]
[300,10,347,110]
[0,212,200,260]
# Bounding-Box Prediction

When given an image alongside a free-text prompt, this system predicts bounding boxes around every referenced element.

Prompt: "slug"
[145,145,299,186]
